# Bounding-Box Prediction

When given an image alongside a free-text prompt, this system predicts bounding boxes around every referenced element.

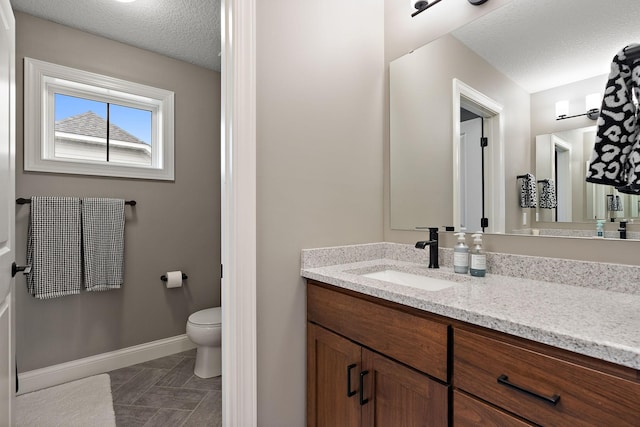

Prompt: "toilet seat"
[188,307,221,326]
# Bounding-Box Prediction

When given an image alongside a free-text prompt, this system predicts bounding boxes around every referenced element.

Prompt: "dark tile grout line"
[109,352,221,427]
[124,355,190,403]
[178,390,214,427]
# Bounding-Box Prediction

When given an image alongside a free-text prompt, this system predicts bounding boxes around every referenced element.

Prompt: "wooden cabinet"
[307,280,640,426]
[307,324,361,427]
[307,281,449,381]
[454,327,640,427]
[361,348,448,426]
[453,390,533,427]
[307,282,449,426]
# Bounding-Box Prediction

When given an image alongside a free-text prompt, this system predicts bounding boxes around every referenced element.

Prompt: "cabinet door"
[308,324,361,427]
[361,349,448,427]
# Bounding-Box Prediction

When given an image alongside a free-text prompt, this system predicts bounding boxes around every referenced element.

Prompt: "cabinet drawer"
[307,283,449,381]
[453,390,533,426]
[454,328,640,427]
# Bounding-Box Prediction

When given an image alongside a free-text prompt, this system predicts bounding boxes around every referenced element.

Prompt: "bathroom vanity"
[302,243,640,426]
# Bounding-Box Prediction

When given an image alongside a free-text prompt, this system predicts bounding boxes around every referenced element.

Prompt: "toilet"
[186,307,222,378]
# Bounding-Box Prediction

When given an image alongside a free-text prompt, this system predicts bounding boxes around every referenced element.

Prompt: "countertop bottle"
[470,233,486,277]
[453,232,469,274]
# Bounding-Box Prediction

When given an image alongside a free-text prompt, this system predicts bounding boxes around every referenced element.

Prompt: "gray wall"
[256,0,384,425]
[15,13,221,372]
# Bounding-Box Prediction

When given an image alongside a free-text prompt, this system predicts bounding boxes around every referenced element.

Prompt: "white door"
[0,0,15,424]
[459,118,483,232]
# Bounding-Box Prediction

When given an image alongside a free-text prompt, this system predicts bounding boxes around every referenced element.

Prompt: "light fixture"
[555,100,569,119]
[555,94,600,121]
[412,0,488,17]
[114,0,136,3]
[585,93,601,120]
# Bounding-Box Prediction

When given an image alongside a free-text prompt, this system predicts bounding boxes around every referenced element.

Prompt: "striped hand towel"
[26,197,82,299]
[82,198,125,292]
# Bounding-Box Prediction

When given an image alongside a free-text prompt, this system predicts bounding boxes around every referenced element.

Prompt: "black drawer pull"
[497,374,560,406]
[359,370,369,405]
[346,364,357,397]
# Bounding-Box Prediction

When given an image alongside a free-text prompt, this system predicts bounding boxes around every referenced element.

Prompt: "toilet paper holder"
[160,272,188,281]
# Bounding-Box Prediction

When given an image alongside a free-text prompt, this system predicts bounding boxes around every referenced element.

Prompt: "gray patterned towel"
[26,197,82,299]
[82,198,125,292]
[539,179,557,209]
[607,194,624,212]
[519,173,537,208]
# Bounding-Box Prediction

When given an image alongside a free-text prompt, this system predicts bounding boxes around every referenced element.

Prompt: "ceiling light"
[114,0,136,3]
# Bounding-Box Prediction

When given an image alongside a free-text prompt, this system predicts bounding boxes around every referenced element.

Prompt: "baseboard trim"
[17,334,195,395]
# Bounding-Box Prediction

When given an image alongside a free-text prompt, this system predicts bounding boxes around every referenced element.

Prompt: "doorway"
[452,79,505,234]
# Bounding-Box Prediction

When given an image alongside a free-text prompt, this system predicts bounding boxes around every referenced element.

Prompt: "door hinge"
[481,218,489,228]
[221,264,223,279]
[480,137,488,147]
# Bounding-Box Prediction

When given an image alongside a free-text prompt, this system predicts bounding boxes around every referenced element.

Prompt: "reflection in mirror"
[536,126,640,224]
[453,79,504,234]
[390,35,524,233]
[389,0,640,237]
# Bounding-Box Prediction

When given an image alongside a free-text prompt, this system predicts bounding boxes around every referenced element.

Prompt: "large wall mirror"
[390,0,640,237]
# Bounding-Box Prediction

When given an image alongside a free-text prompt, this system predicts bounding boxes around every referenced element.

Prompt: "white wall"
[256,1,384,424]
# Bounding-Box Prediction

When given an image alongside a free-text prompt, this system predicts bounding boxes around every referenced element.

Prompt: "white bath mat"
[15,374,116,427]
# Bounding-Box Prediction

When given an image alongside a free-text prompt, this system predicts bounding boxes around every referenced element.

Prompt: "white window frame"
[24,57,175,180]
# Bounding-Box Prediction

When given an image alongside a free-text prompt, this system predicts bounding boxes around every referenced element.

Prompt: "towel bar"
[16,197,136,206]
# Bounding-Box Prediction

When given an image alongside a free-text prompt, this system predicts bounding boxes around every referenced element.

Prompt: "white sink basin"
[361,270,457,292]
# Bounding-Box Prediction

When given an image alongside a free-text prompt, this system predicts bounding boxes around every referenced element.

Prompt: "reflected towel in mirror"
[519,173,537,208]
[607,194,624,212]
[539,179,557,209]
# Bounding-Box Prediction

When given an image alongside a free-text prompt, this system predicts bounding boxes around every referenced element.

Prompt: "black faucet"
[415,227,439,269]
[618,220,627,239]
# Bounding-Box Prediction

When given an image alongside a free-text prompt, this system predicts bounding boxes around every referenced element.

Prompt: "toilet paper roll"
[165,271,183,288]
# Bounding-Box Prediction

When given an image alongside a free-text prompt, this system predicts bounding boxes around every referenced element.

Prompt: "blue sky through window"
[55,93,152,144]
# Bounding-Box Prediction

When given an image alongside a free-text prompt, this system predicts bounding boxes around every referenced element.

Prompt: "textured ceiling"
[10,0,221,72]
[451,0,640,93]
[13,0,640,88]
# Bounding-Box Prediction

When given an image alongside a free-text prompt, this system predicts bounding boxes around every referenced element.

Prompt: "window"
[24,58,174,180]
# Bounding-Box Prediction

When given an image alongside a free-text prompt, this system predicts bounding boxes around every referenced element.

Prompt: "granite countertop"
[301,243,640,370]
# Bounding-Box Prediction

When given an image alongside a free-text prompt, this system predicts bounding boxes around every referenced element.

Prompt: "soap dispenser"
[453,232,469,274]
[470,233,486,277]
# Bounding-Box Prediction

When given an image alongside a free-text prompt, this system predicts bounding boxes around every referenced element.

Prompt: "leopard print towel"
[586,44,640,194]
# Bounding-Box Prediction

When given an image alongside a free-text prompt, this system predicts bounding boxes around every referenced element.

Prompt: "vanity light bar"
[412,0,488,18]
[556,109,599,121]
[555,95,600,121]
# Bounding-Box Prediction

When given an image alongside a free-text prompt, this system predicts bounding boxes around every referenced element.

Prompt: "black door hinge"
[481,218,489,228]
[480,137,488,147]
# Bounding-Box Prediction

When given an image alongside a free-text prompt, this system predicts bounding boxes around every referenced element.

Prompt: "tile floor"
[108,349,221,427]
